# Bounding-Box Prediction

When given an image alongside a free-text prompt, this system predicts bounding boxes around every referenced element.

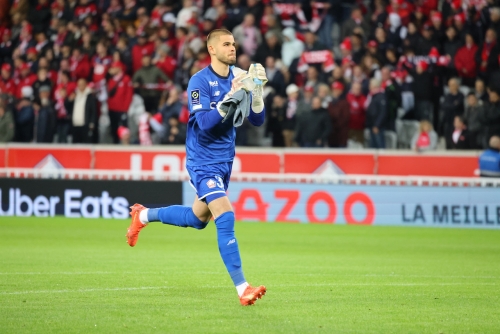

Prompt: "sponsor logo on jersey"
[190,89,200,105]
[209,80,218,87]
[206,179,216,188]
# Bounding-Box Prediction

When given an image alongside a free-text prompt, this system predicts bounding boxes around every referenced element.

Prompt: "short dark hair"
[207,29,232,45]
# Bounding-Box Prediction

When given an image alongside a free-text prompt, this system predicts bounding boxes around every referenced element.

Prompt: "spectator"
[407,60,433,122]
[153,44,177,81]
[0,104,14,142]
[253,31,282,66]
[478,86,500,149]
[34,86,56,143]
[441,78,465,148]
[107,61,133,143]
[350,33,366,65]
[477,28,499,81]
[449,115,472,150]
[341,6,369,41]
[295,96,331,148]
[159,86,182,122]
[265,56,286,97]
[232,13,261,57]
[303,30,325,52]
[69,47,91,81]
[131,32,154,73]
[282,84,299,147]
[381,66,401,131]
[328,81,349,148]
[133,54,170,113]
[346,81,367,145]
[33,68,53,98]
[266,94,286,147]
[225,0,246,32]
[281,27,304,68]
[454,34,478,87]
[69,78,97,144]
[387,13,407,52]
[161,115,186,145]
[54,86,72,143]
[417,23,439,56]
[475,79,488,102]
[0,63,16,98]
[489,7,500,42]
[411,120,438,152]
[479,136,500,177]
[16,62,37,100]
[15,86,35,143]
[366,78,387,149]
[464,93,483,149]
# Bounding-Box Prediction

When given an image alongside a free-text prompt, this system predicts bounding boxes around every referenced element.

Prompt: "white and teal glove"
[248,63,268,113]
[217,71,254,117]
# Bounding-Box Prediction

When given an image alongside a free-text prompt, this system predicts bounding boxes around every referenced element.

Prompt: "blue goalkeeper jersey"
[185,65,237,167]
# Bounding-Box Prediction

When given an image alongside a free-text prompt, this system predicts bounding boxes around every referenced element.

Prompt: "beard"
[218,54,237,65]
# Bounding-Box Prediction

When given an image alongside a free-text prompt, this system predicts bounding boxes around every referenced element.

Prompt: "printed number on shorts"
[215,176,224,189]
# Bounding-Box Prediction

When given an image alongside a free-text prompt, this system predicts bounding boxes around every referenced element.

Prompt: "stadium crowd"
[0,0,500,150]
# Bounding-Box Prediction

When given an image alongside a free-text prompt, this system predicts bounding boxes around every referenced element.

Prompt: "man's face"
[467,95,477,107]
[211,34,236,65]
[77,79,87,92]
[142,56,151,67]
[312,97,321,109]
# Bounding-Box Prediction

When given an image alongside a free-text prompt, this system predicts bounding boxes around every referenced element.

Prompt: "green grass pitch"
[1,217,499,333]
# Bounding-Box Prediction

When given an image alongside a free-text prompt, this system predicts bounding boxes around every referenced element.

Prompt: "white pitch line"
[0,286,171,295]
[1,282,498,296]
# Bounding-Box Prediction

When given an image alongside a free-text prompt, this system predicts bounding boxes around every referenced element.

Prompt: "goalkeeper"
[126,29,268,306]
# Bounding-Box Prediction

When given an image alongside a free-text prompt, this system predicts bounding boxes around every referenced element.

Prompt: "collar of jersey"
[208,64,230,79]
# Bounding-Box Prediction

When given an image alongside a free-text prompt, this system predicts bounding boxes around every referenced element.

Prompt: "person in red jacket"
[153,44,177,80]
[454,33,478,87]
[0,63,17,98]
[131,32,155,74]
[70,48,91,81]
[107,61,133,143]
[15,62,37,100]
[346,81,367,145]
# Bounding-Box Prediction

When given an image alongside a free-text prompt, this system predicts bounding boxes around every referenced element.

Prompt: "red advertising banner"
[0,148,5,168]
[0,144,482,177]
[377,154,479,177]
[93,148,281,173]
[283,151,376,174]
[6,146,92,169]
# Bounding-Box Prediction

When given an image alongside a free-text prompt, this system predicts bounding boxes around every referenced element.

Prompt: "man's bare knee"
[207,196,233,219]
[192,196,212,223]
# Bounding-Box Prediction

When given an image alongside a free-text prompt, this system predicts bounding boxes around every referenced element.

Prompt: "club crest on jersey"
[209,80,218,87]
[206,179,216,188]
[190,89,200,105]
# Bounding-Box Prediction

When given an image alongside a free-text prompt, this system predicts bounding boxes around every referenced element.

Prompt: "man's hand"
[249,63,268,87]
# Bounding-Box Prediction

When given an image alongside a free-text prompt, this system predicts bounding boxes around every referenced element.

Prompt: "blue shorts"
[187,162,232,203]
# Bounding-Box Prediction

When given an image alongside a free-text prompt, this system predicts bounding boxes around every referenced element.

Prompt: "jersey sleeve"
[187,74,211,115]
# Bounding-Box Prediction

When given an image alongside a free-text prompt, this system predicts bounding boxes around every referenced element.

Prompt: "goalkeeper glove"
[217,71,254,117]
[248,63,268,113]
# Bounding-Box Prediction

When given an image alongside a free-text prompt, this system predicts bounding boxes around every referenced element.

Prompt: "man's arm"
[187,75,224,131]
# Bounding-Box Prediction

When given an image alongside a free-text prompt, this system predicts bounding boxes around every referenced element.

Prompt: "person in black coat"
[478,86,500,148]
[440,78,465,146]
[266,94,286,147]
[295,96,331,148]
[405,60,434,122]
[253,31,282,66]
[67,78,98,144]
[449,116,472,150]
[476,29,500,82]
[34,86,56,143]
[366,78,387,149]
[265,56,286,97]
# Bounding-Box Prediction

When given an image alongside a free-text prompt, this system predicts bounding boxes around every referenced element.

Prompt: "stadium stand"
[0,0,499,151]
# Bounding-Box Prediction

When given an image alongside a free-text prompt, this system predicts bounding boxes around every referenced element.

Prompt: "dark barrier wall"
[0,179,182,218]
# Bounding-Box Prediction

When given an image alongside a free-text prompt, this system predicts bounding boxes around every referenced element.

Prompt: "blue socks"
[147,206,208,230]
[215,212,246,286]
[148,207,246,286]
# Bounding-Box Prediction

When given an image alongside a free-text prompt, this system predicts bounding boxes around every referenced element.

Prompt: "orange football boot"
[126,203,147,247]
[239,285,267,306]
